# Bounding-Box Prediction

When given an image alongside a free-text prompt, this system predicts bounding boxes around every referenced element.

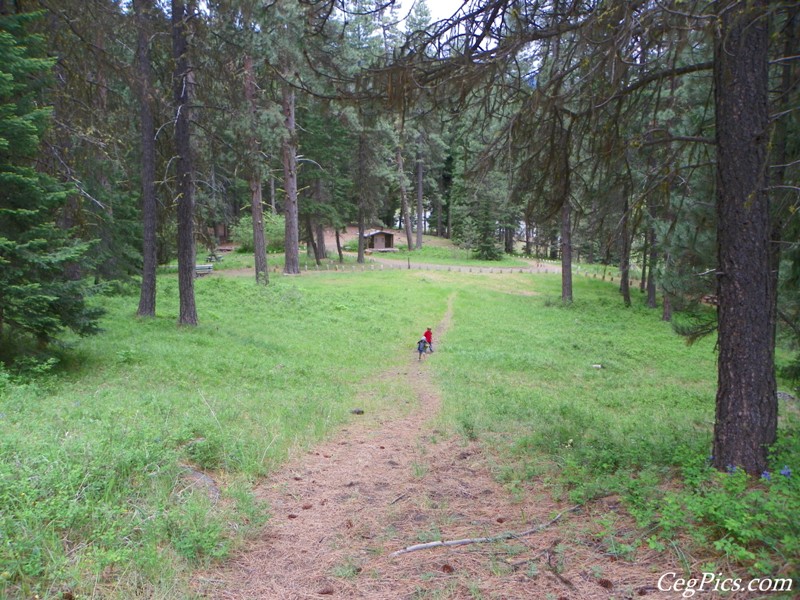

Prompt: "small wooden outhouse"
[363,229,396,251]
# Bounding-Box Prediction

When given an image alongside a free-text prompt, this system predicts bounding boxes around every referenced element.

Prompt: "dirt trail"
[193,295,682,599]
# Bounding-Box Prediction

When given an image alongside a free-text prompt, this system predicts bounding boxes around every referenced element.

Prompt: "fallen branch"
[389,505,580,557]
[390,492,408,505]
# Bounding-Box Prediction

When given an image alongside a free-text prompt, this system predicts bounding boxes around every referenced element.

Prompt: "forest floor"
[190,293,697,600]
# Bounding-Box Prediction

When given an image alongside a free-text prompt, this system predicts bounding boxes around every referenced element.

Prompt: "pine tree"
[0,11,103,350]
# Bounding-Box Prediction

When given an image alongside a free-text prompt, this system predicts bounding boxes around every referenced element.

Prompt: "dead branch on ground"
[389,505,580,557]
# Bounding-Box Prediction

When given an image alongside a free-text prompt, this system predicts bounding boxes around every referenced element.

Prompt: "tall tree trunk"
[355,131,370,264]
[640,229,648,294]
[769,5,798,366]
[282,82,300,275]
[557,113,572,303]
[662,287,672,322]
[357,205,366,263]
[312,179,327,260]
[316,222,326,260]
[560,199,573,304]
[305,215,320,265]
[619,187,632,307]
[646,223,658,308]
[397,146,413,248]
[250,176,269,282]
[269,172,276,214]
[712,0,776,475]
[172,0,197,326]
[446,191,452,241]
[135,0,157,317]
[524,219,532,256]
[335,229,343,263]
[415,140,423,249]
[244,54,268,285]
[435,190,442,237]
[504,227,514,254]
[661,194,679,319]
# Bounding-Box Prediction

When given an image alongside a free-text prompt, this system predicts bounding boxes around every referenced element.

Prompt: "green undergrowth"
[2,270,797,596]
[432,274,799,584]
[0,271,450,598]
[390,245,530,268]
[161,250,362,273]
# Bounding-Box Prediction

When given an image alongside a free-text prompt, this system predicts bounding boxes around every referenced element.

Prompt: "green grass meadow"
[437,274,717,474]
[1,267,798,597]
[368,244,533,268]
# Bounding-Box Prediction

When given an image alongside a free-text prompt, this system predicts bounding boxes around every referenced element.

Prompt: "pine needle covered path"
[193,295,681,599]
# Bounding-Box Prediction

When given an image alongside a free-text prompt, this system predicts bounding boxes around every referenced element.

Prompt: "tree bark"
[269,173,276,214]
[355,131,369,264]
[768,5,797,370]
[619,188,631,307]
[435,189,442,237]
[172,0,197,326]
[357,205,366,263]
[282,82,300,275]
[316,222,326,260]
[557,112,572,303]
[244,54,269,285]
[446,188,452,241]
[335,229,343,263]
[135,0,158,317]
[415,139,423,249]
[504,226,514,254]
[524,220,532,256]
[646,222,658,308]
[560,199,573,304]
[397,146,413,249]
[639,227,648,294]
[249,174,269,283]
[306,215,320,265]
[712,0,776,475]
[661,289,672,322]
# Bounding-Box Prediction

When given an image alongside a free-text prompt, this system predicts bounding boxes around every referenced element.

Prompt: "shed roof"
[363,229,395,238]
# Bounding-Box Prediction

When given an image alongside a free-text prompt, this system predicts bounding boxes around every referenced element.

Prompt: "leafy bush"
[378,240,529,267]
[648,448,799,577]
[232,213,285,253]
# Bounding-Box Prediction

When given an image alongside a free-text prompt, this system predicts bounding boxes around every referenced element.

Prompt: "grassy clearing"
[368,244,532,268]
[162,250,362,274]
[1,269,797,597]
[0,271,450,598]
[437,274,717,469]
[432,273,799,582]
[342,234,532,268]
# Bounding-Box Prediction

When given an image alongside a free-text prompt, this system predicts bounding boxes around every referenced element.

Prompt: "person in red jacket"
[423,327,433,353]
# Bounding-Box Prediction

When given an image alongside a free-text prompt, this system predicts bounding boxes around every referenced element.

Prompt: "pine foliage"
[0,12,103,351]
